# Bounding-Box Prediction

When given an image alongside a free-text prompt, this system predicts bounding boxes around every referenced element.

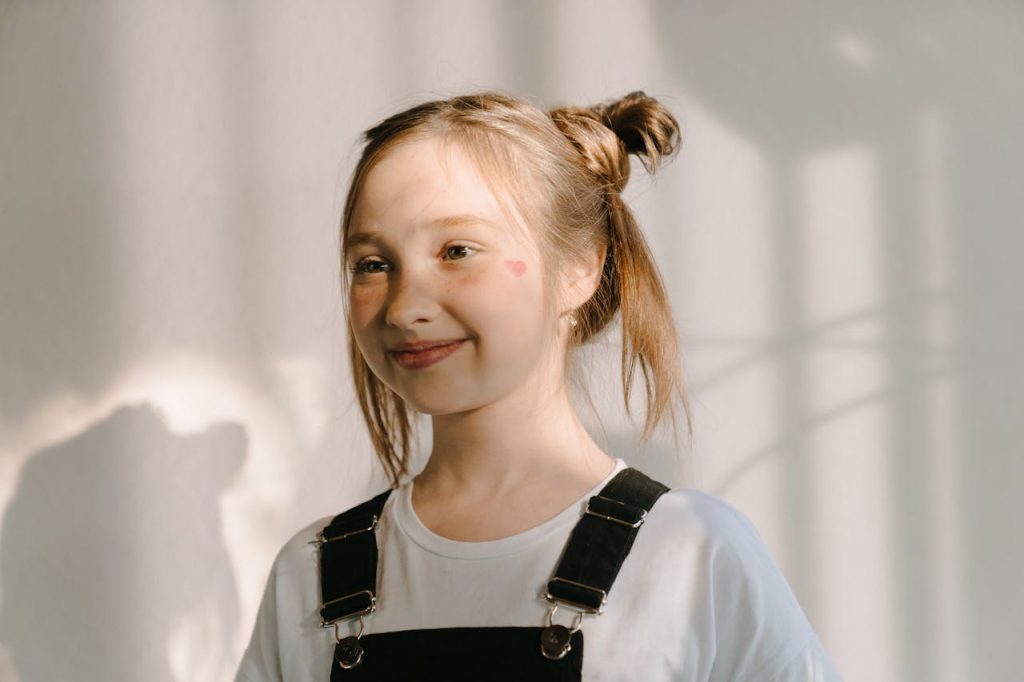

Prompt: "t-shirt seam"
[740,630,817,682]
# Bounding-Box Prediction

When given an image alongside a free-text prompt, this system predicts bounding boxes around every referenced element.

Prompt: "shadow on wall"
[0,403,246,682]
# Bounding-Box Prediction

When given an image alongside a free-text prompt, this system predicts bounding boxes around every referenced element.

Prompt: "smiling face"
[344,135,567,415]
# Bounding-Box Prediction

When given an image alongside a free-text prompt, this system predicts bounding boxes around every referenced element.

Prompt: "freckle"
[504,259,527,277]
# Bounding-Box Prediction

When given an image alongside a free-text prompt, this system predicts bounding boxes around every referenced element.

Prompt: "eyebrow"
[347,214,500,248]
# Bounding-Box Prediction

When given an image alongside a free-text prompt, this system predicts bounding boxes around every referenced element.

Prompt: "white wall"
[1,1,1021,680]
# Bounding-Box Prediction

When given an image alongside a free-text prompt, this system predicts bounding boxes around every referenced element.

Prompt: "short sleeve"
[687,492,842,682]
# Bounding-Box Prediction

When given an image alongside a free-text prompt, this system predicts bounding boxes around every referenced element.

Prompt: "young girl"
[235,91,842,681]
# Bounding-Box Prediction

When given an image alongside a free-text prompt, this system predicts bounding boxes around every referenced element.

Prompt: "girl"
[235,91,842,681]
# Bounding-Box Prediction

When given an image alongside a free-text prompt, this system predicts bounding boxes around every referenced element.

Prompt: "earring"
[568,315,578,327]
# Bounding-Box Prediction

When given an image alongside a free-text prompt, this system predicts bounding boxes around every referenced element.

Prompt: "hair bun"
[593,91,680,171]
[549,91,681,193]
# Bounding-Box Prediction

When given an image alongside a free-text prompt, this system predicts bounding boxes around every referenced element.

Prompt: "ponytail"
[549,91,692,446]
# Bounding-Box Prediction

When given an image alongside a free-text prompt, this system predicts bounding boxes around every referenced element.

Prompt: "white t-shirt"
[235,458,842,681]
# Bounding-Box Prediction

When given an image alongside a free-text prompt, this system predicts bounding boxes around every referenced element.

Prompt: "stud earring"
[568,315,578,327]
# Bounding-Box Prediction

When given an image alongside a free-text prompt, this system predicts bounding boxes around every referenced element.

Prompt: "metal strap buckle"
[584,495,646,528]
[545,576,608,614]
[308,514,379,546]
[320,589,377,627]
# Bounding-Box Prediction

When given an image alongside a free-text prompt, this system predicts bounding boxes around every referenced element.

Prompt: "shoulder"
[250,513,336,611]
[268,487,395,578]
[645,486,797,593]
[644,486,768,554]
[642,486,829,679]
[272,514,334,571]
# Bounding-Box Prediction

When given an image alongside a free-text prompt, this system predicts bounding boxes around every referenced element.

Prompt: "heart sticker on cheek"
[504,259,527,277]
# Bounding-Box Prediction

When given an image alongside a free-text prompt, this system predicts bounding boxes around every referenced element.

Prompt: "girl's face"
[346,136,564,415]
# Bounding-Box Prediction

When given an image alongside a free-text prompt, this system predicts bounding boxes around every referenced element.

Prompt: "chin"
[397,389,482,417]
[404,399,465,417]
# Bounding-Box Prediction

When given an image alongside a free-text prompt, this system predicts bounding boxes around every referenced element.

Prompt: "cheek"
[348,286,384,328]
[456,259,545,328]
[457,257,531,296]
[503,259,527,277]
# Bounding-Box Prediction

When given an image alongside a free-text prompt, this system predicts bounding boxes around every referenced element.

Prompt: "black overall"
[312,467,670,680]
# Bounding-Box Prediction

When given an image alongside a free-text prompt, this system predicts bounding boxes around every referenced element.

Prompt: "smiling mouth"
[389,339,468,370]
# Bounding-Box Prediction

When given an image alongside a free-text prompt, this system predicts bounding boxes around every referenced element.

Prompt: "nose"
[383,264,442,330]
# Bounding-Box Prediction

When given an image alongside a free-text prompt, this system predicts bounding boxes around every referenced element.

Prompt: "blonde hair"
[339,91,692,488]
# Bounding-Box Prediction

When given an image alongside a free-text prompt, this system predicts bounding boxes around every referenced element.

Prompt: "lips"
[389,338,467,352]
[389,339,468,370]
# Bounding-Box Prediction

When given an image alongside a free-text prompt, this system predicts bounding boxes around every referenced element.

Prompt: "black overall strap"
[545,467,670,613]
[317,488,393,626]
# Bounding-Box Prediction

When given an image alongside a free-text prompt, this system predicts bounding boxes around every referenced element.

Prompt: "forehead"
[350,136,531,243]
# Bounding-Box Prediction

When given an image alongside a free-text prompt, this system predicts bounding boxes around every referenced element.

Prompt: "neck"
[415,378,614,500]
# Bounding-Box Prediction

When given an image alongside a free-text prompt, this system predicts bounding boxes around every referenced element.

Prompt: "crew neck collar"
[391,458,628,560]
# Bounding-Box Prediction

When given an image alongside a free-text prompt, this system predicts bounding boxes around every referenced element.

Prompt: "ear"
[560,244,607,312]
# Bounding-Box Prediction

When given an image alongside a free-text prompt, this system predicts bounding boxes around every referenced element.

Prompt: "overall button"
[335,636,364,669]
[540,624,572,660]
